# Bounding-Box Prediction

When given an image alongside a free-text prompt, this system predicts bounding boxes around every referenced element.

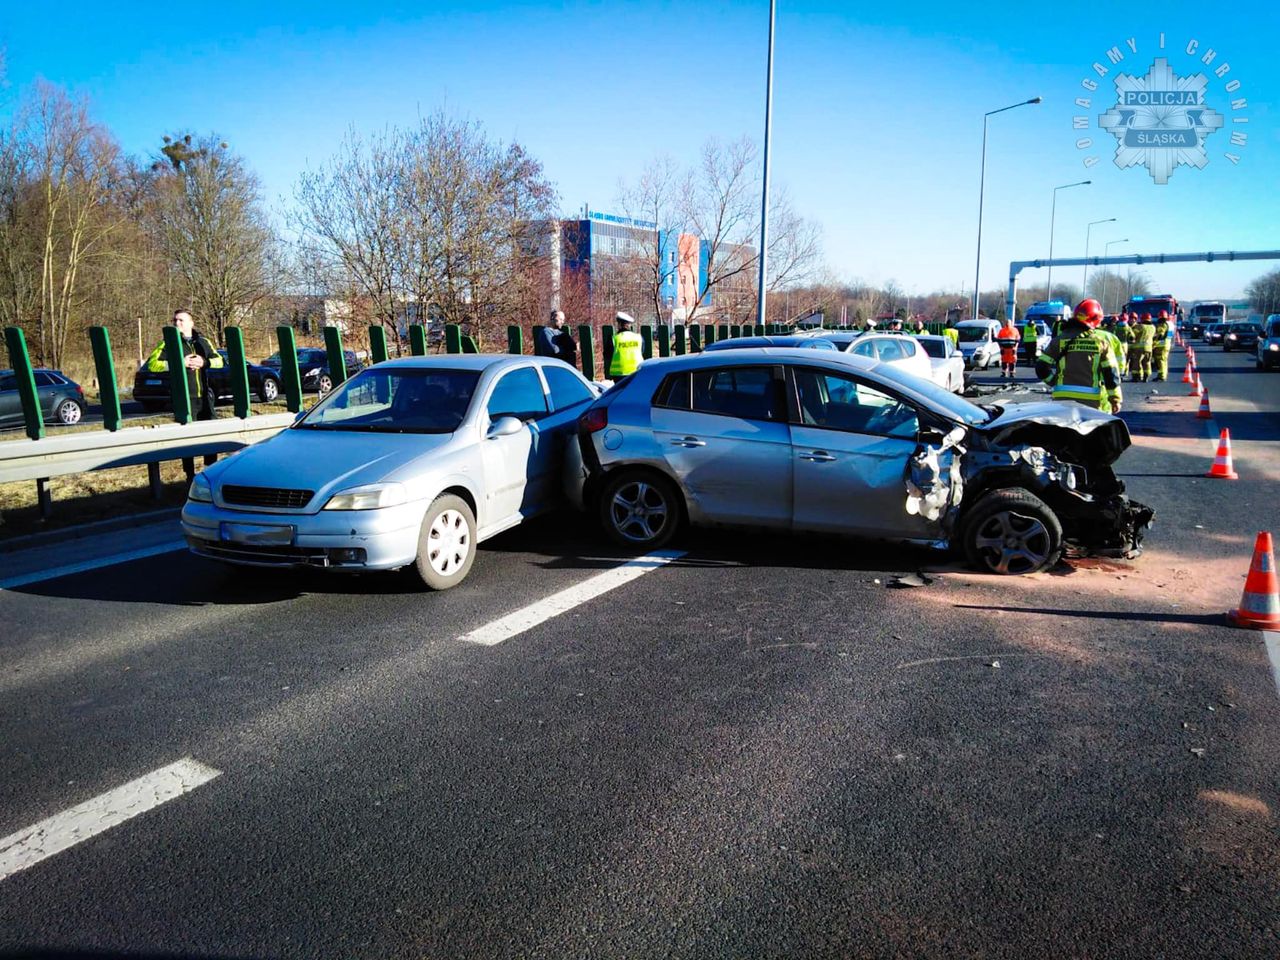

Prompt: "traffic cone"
[1189,371,1203,396]
[1227,532,1280,630]
[1197,386,1212,419]
[1205,428,1238,479]
[1182,359,1194,384]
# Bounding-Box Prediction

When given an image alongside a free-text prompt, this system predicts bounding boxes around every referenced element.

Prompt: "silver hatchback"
[575,349,1153,574]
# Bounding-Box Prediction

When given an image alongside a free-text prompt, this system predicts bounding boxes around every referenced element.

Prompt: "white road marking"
[1264,632,1280,700]
[0,757,221,882]
[459,550,687,646]
[0,541,185,590]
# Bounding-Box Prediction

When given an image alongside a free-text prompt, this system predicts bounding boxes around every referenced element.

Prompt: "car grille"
[187,539,330,566]
[221,485,314,509]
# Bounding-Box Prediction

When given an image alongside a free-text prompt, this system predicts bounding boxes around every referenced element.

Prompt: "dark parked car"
[133,350,284,412]
[0,368,86,426]
[1203,323,1227,345]
[260,348,364,394]
[703,335,837,352]
[1222,321,1262,352]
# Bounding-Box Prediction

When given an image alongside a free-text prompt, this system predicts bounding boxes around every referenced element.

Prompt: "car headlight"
[1269,343,1279,352]
[188,473,213,503]
[304,367,320,377]
[1228,334,1238,340]
[323,483,407,511]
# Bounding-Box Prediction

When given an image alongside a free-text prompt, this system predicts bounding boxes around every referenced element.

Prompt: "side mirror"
[486,415,524,439]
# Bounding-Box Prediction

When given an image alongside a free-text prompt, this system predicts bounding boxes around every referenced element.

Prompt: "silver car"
[574,349,1153,575]
[182,355,600,589]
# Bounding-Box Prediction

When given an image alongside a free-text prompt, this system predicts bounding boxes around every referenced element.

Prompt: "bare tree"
[618,155,688,322]
[1246,267,1280,316]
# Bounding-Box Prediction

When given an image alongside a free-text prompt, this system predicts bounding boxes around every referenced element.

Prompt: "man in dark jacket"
[534,309,577,366]
[142,309,223,419]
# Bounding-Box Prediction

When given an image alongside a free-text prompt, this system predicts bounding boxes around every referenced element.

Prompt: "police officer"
[1151,310,1172,381]
[143,309,224,419]
[608,312,644,378]
[1036,298,1122,413]
[1022,317,1039,367]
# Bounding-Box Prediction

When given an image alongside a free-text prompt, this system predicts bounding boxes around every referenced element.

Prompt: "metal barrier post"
[578,325,596,379]
[730,324,742,339]
[674,324,686,355]
[641,325,654,360]
[3,326,44,440]
[657,324,671,357]
[602,325,615,377]
[461,334,479,353]
[507,325,523,355]
[88,326,122,432]
[224,326,252,419]
[275,325,303,413]
[369,324,390,365]
[409,324,428,356]
[162,325,194,424]
[444,324,461,354]
[323,325,347,389]
[718,324,729,342]
[688,324,701,353]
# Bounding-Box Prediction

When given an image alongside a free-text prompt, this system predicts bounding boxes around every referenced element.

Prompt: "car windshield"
[1230,324,1261,334]
[956,327,991,342]
[296,367,480,434]
[917,339,947,359]
[867,365,989,425]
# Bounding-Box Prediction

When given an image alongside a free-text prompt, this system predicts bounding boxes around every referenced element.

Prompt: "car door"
[0,373,20,425]
[480,365,546,522]
[651,364,792,527]
[788,366,938,539]
[539,364,597,507]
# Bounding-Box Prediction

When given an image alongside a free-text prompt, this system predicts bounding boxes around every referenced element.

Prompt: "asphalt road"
[2,338,1278,958]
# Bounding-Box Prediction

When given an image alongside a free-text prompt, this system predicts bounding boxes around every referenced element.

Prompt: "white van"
[952,319,1004,369]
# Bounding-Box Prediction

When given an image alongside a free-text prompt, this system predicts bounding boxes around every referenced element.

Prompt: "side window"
[32,372,55,386]
[875,339,905,362]
[543,365,594,411]
[486,367,548,422]
[851,340,876,358]
[655,372,691,410]
[689,366,781,421]
[0,375,15,391]
[792,369,919,438]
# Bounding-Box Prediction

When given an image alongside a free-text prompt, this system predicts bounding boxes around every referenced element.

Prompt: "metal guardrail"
[0,412,295,485]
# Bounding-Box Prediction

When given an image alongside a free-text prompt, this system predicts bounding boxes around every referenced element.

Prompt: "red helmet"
[1141,312,1153,322]
[1159,310,1170,320]
[1073,298,1103,328]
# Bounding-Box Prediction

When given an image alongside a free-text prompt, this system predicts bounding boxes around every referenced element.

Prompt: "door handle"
[670,437,706,447]
[799,450,836,462]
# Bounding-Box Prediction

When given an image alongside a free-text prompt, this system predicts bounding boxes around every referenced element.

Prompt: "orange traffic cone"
[1206,428,1238,479]
[1182,359,1194,384]
[1189,371,1203,396]
[1197,386,1212,419]
[1227,532,1280,630]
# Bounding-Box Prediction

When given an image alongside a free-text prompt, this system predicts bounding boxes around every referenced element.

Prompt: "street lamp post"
[1102,239,1129,313]
[755,0,776,326]
[1082,217,1117,296]
[1046,180,1090,300]
[972,96,1042,321]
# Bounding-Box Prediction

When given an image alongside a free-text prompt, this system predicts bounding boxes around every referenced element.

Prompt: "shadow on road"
[950,602,1224,627]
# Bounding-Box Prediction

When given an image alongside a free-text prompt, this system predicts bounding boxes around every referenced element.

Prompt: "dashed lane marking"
[0,757,221,882]
[459,550,687,646]
[0,541,185,590]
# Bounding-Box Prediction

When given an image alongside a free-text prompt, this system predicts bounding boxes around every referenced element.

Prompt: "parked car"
[1222,321,1263,352]
[572,348,1153,575]
[842,333,935,384]
[951,319,1003,369]
[704,335,837,352]
[182,355,603,589]
[0,368,86,426]
[1203,323,1227,345]
[133,349,283,412]
[1257,316,1280,370]
[914,334,966,393]
[259,347,364,394]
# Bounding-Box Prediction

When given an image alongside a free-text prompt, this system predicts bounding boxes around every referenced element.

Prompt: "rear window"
[917,339,947,359]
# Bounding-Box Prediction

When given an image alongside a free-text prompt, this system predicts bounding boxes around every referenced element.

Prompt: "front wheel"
[55,398,84,425]
[598,470,681,550]
[960,488,1063,575]
[317,374,334,395]
[258,375,280,403]
[413,494,477,590]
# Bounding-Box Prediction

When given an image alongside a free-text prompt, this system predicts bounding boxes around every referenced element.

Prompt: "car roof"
[914,334,948,342]
[955,318,1000,327]
[640,347,880,372]
[373,354,569,372]
[707,335,828,348]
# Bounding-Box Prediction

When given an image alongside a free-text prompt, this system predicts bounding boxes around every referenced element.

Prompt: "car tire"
[259,376,280,403]
[317,374,333,395]
[413,494,477,590]
[598,469,681,550]
[959,488,1063,575]
[55,398,83,425]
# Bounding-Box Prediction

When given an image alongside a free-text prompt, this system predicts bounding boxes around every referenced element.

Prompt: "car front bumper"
[181,500,424,570]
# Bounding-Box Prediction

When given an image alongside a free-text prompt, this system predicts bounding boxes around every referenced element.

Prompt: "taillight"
[579,407,608,434]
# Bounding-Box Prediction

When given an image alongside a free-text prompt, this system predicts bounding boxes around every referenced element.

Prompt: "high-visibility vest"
[144,334,223,392]
[1153,320,1170,349]
[943,328,960,347]
[1135,323,1156,350]
[609,330,644,377]
[1041,329,1119,412]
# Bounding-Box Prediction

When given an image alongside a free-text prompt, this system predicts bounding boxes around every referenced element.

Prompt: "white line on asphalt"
[0,757,221,882]
[1263,632,1280,700]
[459,550,687,646]
[0,541,185,590]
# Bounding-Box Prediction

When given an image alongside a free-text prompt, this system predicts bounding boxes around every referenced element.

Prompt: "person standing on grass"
[142,309,223,420]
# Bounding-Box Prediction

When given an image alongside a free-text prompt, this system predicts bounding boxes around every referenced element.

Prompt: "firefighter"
[1151,310,1172,381]
[1131,312,1156,382]
[607,312,644,378]
[142,309,224,419]
[1112,313,1132,377]
[996,318,1021,379]
[1036,298,1122,413]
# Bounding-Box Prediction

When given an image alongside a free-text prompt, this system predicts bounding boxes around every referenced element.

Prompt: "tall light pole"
[1102,239,1128,312]
[756,0,776,326]
[1046,180,1090,299]
[1082,217,1116,296]
[972,96,1041,320]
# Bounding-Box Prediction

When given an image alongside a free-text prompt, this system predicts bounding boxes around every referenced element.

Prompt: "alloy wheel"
[609,481,670,544]
[57,400,82,425]
[971,510,1052,575]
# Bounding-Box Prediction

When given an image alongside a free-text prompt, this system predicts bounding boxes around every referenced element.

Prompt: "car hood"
[974,401,1131,466]
[211,427,456,497]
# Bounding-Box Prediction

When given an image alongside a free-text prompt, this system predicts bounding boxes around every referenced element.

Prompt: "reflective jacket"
[1135,323,1156,350]
[1036,324,1122,412]
[1022,322,1038,344]
[943,328,960,348]
[609,330,644,377]
[1153,320,1170,349]
[144,331,223,396]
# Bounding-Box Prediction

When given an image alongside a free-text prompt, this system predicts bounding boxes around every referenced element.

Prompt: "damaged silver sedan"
[572,349,1153,574]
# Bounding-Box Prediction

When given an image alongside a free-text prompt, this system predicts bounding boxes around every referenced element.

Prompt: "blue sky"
[3,0,1278,300]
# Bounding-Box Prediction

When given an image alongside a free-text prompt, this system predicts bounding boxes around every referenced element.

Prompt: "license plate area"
[219,522,295,546]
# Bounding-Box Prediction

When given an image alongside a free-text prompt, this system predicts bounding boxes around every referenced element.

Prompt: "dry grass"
[0,461,192,539]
